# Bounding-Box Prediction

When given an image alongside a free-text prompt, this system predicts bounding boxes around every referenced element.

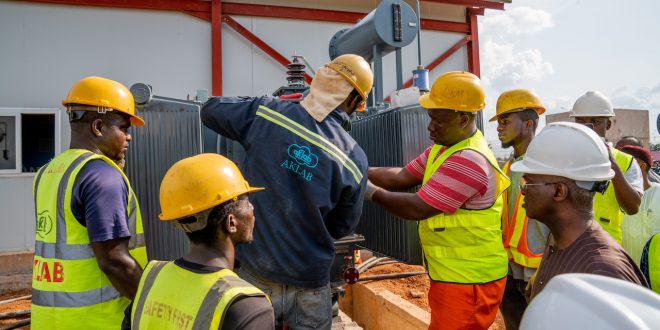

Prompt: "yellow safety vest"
[418,130,510,283]
[131,260,268,330]
[648,233,660,294]
[501,160,543,269]
[31,149,147,329]
[594,148,634,243]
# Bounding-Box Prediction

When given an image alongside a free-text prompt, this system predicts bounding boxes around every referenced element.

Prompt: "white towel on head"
[300,66,354,122]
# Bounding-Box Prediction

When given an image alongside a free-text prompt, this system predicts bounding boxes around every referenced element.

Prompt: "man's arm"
[610,151,642,215]
[200,96,262,142]
[92,239,142,299]
[371,190,441,220]
[368,167,421,190]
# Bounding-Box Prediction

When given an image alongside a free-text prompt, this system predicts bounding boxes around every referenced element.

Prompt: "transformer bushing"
[273,56,310,99]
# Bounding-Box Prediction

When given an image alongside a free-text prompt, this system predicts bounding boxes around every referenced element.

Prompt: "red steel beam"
[24,0,210,12]
[222,15,313,84]
[222,3,470,33]
[466,10,480,77]
[23,1,474,33]
[423,0,504,10]
[211,0,222,95]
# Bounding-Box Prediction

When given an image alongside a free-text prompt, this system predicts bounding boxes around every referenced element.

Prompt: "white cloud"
[478,7,555,92]
[480,40,554,91]
[480,7,554,37]
[610,85,660,110]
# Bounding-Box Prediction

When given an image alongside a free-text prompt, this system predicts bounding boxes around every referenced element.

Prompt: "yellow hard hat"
[159,154,264,221]
[62,76,145,126]
[325,54,374,110]
[419,71,485,112]
[489,88,545,122]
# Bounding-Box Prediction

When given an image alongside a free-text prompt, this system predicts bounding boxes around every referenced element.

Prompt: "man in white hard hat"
[510,122,648,300]
[491,89,549,330]
[570,91,643,243]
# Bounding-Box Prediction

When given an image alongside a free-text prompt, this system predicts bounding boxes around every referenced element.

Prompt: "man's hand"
[364,180,382,201]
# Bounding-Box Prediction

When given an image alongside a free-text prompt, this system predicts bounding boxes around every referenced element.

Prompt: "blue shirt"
[201,96,368,288]
[71,159,131,242]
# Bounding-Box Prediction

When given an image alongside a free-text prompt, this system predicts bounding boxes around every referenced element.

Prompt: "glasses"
[519,182,558,191]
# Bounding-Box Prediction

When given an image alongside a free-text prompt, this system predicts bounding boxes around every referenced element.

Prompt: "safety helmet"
[419,71,485,112]
[569,91,614,118]
[159,153,264,221]
[489,88,545,122]
[510,122,615,181]
[62,76,145,126]
[520,274,660,330]
[325,54,374,108]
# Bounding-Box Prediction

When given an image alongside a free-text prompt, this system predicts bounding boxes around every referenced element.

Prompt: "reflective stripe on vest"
[132,261,268,330]
[418,130,510,283]
[501,160,543,269]
[31,149,147,329]
[648,234,660,294]
[594,148,633,243]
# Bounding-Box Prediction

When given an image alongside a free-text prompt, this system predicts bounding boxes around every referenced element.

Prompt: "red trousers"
[428,277,506,330]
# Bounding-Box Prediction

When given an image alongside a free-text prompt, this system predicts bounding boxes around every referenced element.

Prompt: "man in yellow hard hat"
[570,91,643,243]
[366,72,510,329]
[31,76,148,329]
[129,153,274,329]
[490,89,548,330]
[201,54,372,328]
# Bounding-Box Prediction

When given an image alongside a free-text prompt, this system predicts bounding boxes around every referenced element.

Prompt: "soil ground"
[0,289,30,330]
[361,261,505,330]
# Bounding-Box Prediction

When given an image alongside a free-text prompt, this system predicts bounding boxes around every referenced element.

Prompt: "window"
[0,108,60,175]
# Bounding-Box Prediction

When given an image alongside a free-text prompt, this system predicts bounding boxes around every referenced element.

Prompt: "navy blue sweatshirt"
[201,96,367,288]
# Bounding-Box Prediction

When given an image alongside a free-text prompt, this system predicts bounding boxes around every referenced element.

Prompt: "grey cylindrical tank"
[329,0,418,61]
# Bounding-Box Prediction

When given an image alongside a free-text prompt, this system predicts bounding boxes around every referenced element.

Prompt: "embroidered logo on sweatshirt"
[282,144,317,181]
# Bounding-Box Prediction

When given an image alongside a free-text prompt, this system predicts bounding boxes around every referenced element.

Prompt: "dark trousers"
[499,275,529,330]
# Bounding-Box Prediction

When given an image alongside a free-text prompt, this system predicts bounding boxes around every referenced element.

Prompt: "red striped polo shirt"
[405,146,497,214]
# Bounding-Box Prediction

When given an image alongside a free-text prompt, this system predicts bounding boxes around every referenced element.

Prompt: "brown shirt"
[530,221,649,299]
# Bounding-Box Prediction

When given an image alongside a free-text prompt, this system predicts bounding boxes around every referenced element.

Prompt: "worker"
[200,54,372,328]
[570,91,643,243]
[619,145,660,265]
[367,71,510,330]
[616,136,660,183]
[509,122,648,300]
[31,76,147,329]
[520,273,660,330]
[129,153,274,329]
[615,135,643,150]
[490,89,548,330]
[641,233,660,293]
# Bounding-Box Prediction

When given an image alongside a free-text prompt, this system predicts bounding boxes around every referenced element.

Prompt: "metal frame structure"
[23,0,505,95]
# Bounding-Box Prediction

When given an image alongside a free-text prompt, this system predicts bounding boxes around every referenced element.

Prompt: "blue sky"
[478,0,660,155]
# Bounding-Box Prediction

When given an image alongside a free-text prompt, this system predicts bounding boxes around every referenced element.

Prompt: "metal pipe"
[358,271,427,282]
[0,295,30,306]
[0,310,30,320]
[1,318,30,330]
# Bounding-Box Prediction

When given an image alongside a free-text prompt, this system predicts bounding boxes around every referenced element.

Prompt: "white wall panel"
[0,0,470,252]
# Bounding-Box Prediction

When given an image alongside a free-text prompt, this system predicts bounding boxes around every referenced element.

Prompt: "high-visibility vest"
[31,149,147,329]
[594,148,634,243]
[418,130,510,283]
[131,260,269,329]
[501,160,544,269]
[648,233,660,294]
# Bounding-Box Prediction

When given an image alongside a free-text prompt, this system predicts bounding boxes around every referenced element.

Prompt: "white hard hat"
[569,91,614,117]
[521,274,660,330]
[510,122,614,181]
